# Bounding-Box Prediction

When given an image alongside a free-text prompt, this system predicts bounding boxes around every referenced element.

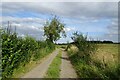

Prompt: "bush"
[67,44,119,79]
[68,32,119,79]
[2,30,55,78]
[71,32,97,62]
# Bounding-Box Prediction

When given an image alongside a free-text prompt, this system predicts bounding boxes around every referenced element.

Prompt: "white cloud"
[1,16,45,40]
[92,19,99,22]
[17,34,25,38]
[12,23,21,27]
[1,2,119,42]
[64,27,75,32]
[2,2,118,19]
[64,27,71,32]
[31,26,39,30]
[1,0,119,2]
[1,16,45,24]
[107,18,118,35]
[98,19,118,42]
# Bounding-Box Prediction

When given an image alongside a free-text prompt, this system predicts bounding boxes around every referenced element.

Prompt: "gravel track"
[21,49,59,78]
[60,50,77,78]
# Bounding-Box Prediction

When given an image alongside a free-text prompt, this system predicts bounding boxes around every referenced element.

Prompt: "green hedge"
[2,31,55,78]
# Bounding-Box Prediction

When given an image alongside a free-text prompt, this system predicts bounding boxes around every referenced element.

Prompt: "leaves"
[71,32,97,61]
[2,30,55,78]
[44,16,66,43]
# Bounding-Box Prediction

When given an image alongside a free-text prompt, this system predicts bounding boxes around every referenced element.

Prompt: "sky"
[0,1,119,43]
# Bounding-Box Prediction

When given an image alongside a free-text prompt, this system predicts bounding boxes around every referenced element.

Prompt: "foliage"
[44,16,66,43]
[65,41,71,51]
[45,50,61,78]
[71,32,97,62]
[2,29,55,78]
[67,32,119,79]
[67,44,119,79]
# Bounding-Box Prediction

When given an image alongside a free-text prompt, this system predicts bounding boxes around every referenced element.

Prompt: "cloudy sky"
[1,1,119,43]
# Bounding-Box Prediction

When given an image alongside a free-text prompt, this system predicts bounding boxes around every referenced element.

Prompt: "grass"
[44,50,61,78]
[67,43,119,79]
[12,48,54,78]
[92,44,118,68]
[56,44,67,49]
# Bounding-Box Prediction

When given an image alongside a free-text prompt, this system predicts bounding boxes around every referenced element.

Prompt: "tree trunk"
[49,33,53,43]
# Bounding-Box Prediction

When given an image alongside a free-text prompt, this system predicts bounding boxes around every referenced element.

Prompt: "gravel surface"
[60,50,77,78]
[21,49,59,78]
[21,49,77,78]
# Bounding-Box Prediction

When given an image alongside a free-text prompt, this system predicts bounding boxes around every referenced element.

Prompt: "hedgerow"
[2,29,55,78]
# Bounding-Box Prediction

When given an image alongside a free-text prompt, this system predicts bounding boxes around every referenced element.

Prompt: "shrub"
[2,30,55,78]
[67,42,119,79]
[71,32,97,62]
[68,32,119,79]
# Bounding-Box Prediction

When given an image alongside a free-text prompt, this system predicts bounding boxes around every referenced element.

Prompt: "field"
[92,44,118,68]
[1,26,119,79]
[67,43,119,79]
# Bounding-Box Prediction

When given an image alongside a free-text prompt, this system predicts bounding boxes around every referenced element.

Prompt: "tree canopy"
[44,16,66,43]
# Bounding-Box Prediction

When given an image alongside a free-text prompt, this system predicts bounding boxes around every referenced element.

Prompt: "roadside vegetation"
[67,32,119,79]
[44,15,66,43]
[44,50,61,78]
[2,28,55,78]
[2,16,66,78]
[1,14,119,79]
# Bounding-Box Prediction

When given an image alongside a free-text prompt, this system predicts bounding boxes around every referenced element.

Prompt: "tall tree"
[44,16,66,43]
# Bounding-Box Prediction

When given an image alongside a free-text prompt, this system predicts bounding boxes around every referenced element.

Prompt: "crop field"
[1,2,119,79]
[67,43,119,79]
[92,44,118,67]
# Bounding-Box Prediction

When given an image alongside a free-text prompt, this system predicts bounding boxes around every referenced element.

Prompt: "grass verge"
[12,48,55,78]
[67,44,119,79]
[44,50,61,78]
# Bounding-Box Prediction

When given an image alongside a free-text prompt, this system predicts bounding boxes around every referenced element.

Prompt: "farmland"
[1,28,119,79]
[92,44,118,68]
[1,2,119,79]
[67,43,119,79]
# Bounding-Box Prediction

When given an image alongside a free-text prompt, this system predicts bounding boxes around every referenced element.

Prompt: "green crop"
[1,29,55,78]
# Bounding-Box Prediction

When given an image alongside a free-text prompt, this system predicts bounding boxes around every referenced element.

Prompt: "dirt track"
[60,50,77,78]
[21,49,59,78]
[21,49,77,78]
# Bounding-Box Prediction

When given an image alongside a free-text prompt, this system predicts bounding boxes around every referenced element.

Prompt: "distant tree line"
[56,40,116,45]
[88,40,114,43]
[72,40,114,44]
